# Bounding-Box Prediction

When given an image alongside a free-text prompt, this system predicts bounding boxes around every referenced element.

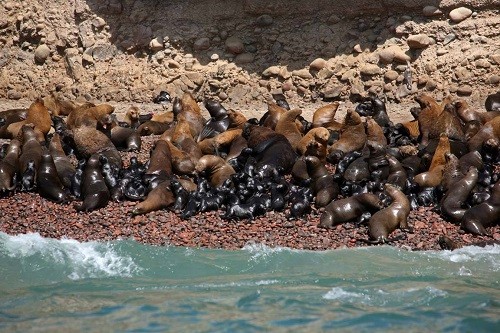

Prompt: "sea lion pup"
[101,115,141,152]
[179,92,205,139]
[37,147,68,203]
[0,139,21,192]
[227,109,247,129]
[145,139,173,177]
[440,166,478,223]
[122,106,153,129]
[164,140,196,175]
[467,116,500,151]
[136,120,172,136]
[197,99,230,142]
[296,127,329,160]
[414,93,443,146]
[461,180,500,235]
[304,156,339,207]
[319,193,383,228]
[259,102,286,129]
[428,134,451,171]
[198,128,243,155]
[365,117,387,146]
[18,124,43,191]
[74,154,110,212]
[385,154,408,190]
[367,183,411,243]
[328,109,367,157]
[274,108,303,148]
[312,102,342,131]
[71,124,122,169]
[48,133,76,189]
[66,103,114,129]
[485,92,500,111]
[132,180,175,215]
[7,99,52,142]
[356,96,392,128]
[195,155,235,188]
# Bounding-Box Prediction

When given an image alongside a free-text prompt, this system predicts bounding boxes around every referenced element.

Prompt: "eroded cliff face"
[0,0,498,108]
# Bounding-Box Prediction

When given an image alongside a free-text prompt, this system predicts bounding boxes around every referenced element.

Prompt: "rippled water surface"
[1,232,499,332]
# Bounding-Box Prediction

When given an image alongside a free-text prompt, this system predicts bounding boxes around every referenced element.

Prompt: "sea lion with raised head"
[312,102,342,131]
[48,133,76,189]
[440,166,478,223]
[37,148,68,203]
[460,180,500,235]
[0,139,21,192]
[195,155,235,188]
[275,108,303,149]
[74,154,110,212]
[296,127,330,161]
[320,193,383,228]
[328,109,367,156]
[145,139,173,177]
[66,103,114,129]
[304,155,340,207]
[18,124,43,191]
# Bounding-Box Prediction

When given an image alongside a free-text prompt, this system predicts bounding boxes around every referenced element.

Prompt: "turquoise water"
[1,232,499,332]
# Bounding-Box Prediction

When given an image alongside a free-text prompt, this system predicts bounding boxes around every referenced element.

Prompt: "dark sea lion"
[441,152,464,192]
[48,133,76,189]
[441,166,478,223]
[132,180,175,215]
[368,183,411,243]
[137,120,172,136]
[343,156,370,182]
[198,99,230,142]
[328,109,367,155]
[153,90,171,104]
[438,234,500,250]
[468,116,500,151]
[225,135,248,163]
[66,103,114,129]
[18,124,43,191]
[102,115,141,152]
[195,155,235,187]
[385,154,408,190]
[74,155,110,212]
[0,139,21,192]
[461,180,500,235]
[320,193,383,228]
[296,127,329,161]
[312,102,342,131]
[37,148,68,203]
[458,150,484,175]
[367,96,392,127]
[145,139,173,177]
[275,108,303,149]
[304,155,339,207]
[260,102,286,129]
[485,92,500,111]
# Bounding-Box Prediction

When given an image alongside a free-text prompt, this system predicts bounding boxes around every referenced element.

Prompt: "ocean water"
[0,232,499,332]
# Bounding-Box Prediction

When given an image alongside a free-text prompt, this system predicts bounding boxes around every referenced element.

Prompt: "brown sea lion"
[37,147,68,203]
[145,139,173,177]
[296,127,329,161]
[414,164,445,188]
[461,180,500,235]
[0,139,21,192]
[312,102,342,131]
[179,92,205,139]
[151,110,175,123]
[429,134,451,171]
[431,103,465,142]
[225,135,248,163]
[18,124,43,191]
[385,154,407,190]
[101,115,141,152]
[195,155,235,187]
[401,120,420,140]
[7,99,52,142]
[320,193,383,228]
[165,140,196,175]
[260,102,286,129]
[137,120,172,136]
[198,129,243,155]
[441,153,463,192]
[71,124,122,169]
[74,155,110,212]
[365,117,387,146]
[274,108,303,149]
[414,94,443,146]
[132,180,175,215]
[43,91,79,116]
[440,166,478,223]
[66,103,114,129]
[304,155,339,207]
[468,116,500,151]
[328,109,367,155]
[48,133,76,189]
[227,109,247,129]
[0,108,28,139]
[122,106,153,129]
[367,183,411,243]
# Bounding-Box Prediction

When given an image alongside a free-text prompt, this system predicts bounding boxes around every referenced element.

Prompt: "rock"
[384,70,399,81]
[193,37,210,51]
[425,80,437,91]
[34,44,50,63]
[78,20,95,48]
[359,64,381,76]
[443,33,456,45]
[475,59,490,68]
[489,54,500,65]
[449,7,473,23]
[486,75,500,84]
[321,86,343,100]
[225,36,244,54]
[378,45,410,64]
[407,34,431,49]
[292,68,313,79]
[262,65,281,77]
[316,68,334,79]
[255,14,273,27]
[234,53,254,64]
[436,48,448,56]
[210,53,219,61]
[457,85,473,96]
[309,58,327,71]
[149,38,163,51]
[91,44,116,61]
[7,90,22,99]
[422,6,442,17]
[64,48,84,81]
[353,44,362,53]
[92,17,106,29]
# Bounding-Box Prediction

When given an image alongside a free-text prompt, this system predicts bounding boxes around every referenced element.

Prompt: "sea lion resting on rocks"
[304,155,339,207]
[66,103,114,129]
[461,180,500,236]
[74,154,110,212]
[0,139,21,192]
[320,193,383,228]
[132,180,175,215]
[7,99,51,142]
[37,148,68,203]
[18,124,43,191]
[195,155,235,188]
[440,166,478,223]
[48,133,76,189]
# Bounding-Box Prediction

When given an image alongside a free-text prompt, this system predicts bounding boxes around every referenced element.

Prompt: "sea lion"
[165,140,196,175]
[414,164,445,188]
[132,180,175,215]
[485,92,500,111]
[198,99,230,142]
[460,180,500,235]
[365,117,387,146]
[296,127,329,161]
[438,234,500,250]
[0,139,21,192]
[304,155,339,206]
[71,124,122,169]
[0,108,28,139]
[137,120,172,136]
[468,116,500,151]
[458,150,484,175]
[6,99,51,142]
[101,115,141,152]
[179,92,205,139]
[259,102,286,129]
[122,106,153,129]
[328,109,367,155]
[198,128,243,156]
[320,193,383,228]
[74,154,110,212]
[367,183,411,243]
[145,139,173,177]
[227,109,248,129]
[42,91,79,116]
[431,103,465,142]
[274,108,303,149]
[440,166,478,223]
[48,133,76,189]
[195,155,235,187]
[414,93,443,146]
[153,90,171,104]
[441,152,464,192]
[429,134,451,171]
[18,124,43,191]
[37,148,68,203]
[312,102,342,131]
[66,103,114,129]
[385,154,407,190]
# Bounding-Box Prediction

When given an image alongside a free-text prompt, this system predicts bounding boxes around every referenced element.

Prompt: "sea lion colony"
[0,91,499,245]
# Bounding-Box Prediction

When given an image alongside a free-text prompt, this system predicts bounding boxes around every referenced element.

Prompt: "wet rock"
[34,44,50,63]
[255,14,273,27]
[225,36,245,54]
[449,7,473,23]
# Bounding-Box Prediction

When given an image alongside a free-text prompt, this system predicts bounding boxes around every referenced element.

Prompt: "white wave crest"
[432,244,500,271]
[0,232,141,279]
[323,287,370,302]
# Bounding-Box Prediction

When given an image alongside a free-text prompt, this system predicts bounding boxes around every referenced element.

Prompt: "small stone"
[255,14,273,27]
[149,38,163,51]
[449,7,473,23]
[443,33,456,45]
[193,37,210,51]
[225,36,244,54]
[475,59,491,68]
[486,75,500,84]
[359,63,381,76]
[7,90,22,99]
[425,80,437,91]
[457,85,473,96]
[436,48,448,56]
[292,68,313,79]
[407,34,431,49]
[384,70,399,81]
[92,17,106,29]
[234,53,254,64]
[218,91,228,100]
[210,53,219,61]
[378,45,410,64]
[489,54,500,65]
[422,6,442,17]
[353,44,363,53]
[34,44,50,63]
[309,58,327,71]
[262,65,281,77]
[327,14,341,24]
